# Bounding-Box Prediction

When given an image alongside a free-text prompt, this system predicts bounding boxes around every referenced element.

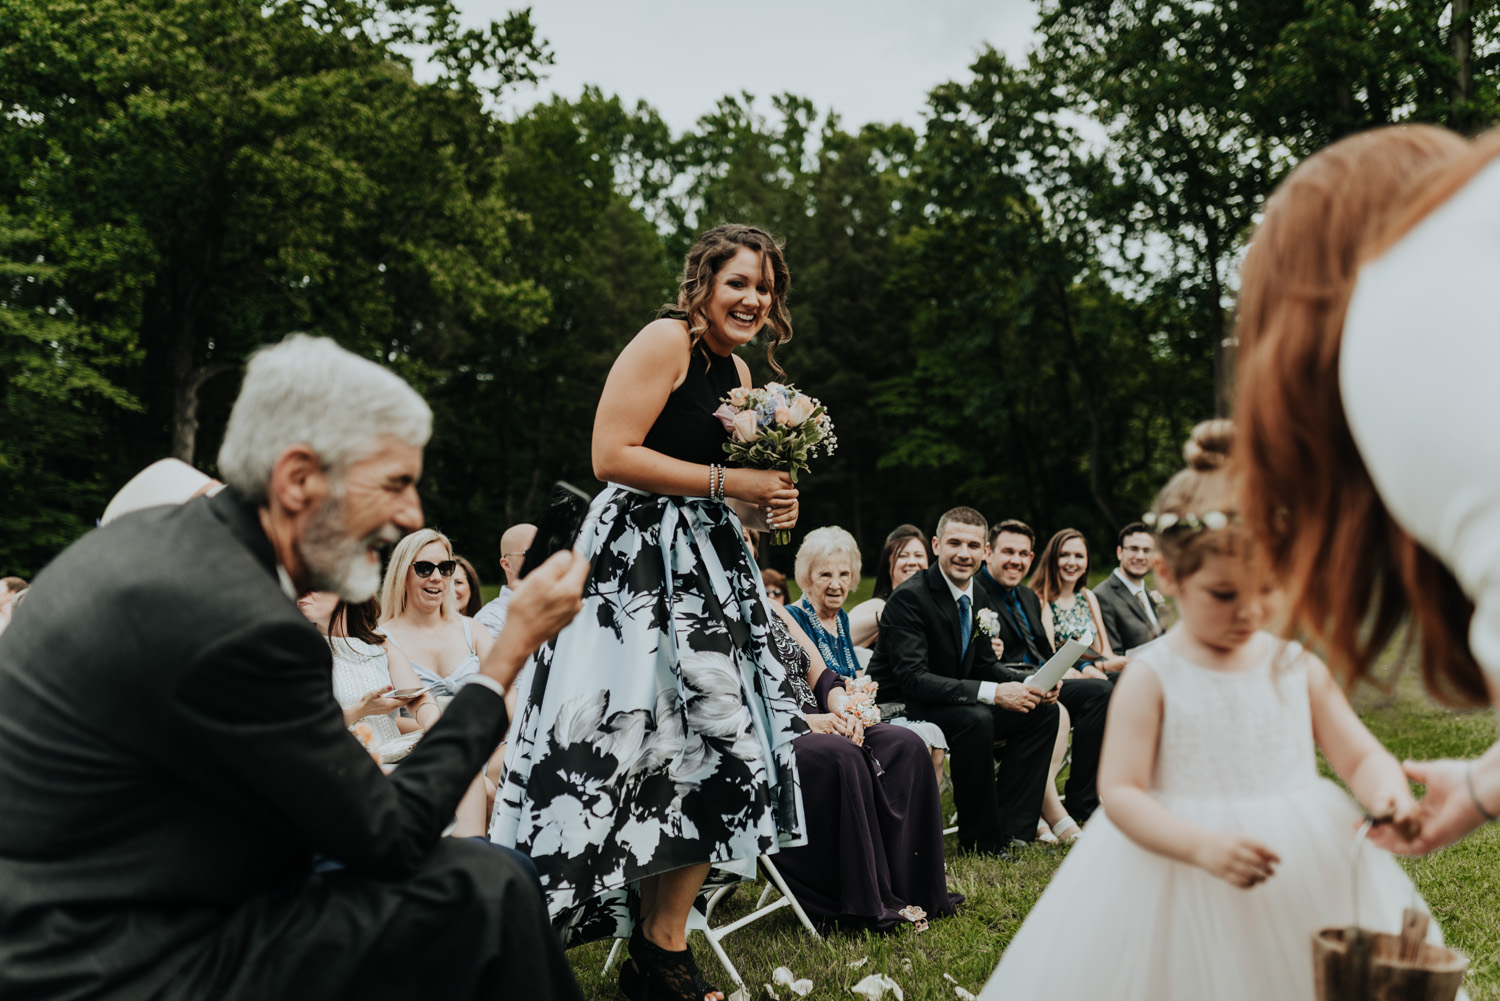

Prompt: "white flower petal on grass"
[849,974,903,1000]
[763,985,779,1001]
[772,966,813,997]
[848,957,870,969]
[726,988,750,1001]
[943,973,977,1001]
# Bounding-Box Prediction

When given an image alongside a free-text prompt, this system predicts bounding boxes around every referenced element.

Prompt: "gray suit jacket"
[0,490,509,1000]
[1094,571,1165,654]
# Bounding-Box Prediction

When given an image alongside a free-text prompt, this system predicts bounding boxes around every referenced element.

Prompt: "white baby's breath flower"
[1201,510,1229,531]
[976,608,1000,636]
[1155,512,1179,530]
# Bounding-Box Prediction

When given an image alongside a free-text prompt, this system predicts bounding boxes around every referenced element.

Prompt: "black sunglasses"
[412,560,458,579]
[767,587,785,597]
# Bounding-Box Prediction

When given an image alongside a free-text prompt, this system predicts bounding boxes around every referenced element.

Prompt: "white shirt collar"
[275,563,299,602]
[940,568,974,605]
[1113,566,1146,596]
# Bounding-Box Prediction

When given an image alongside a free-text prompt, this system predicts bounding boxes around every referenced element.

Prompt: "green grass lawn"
[561,651,1500,1001]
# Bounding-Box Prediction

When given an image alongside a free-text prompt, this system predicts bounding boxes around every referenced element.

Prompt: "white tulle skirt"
[979,780,1464,1001]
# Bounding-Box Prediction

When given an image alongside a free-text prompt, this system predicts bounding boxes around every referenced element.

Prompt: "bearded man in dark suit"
[867,507,1059,857]
[0,335,589,1001]
[975,519,1113,825]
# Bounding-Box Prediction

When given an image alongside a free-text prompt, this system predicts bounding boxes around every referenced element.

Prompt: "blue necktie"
[958,594,971,658]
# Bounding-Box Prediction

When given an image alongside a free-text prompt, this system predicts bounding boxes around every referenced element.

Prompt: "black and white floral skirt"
[490,485,807,947]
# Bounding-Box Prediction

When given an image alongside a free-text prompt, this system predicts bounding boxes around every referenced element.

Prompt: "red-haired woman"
[1233,124,1500,856]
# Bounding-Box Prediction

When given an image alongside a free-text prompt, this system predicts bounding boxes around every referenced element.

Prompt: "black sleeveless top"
[642,341,742,466]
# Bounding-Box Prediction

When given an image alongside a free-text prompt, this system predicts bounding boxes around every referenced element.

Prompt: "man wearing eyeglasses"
[0,335,589,1001]
[1095,521,1168,657]
[475,522,538,640]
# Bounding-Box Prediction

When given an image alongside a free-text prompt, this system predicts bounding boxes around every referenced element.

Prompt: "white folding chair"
[601,855,821,995]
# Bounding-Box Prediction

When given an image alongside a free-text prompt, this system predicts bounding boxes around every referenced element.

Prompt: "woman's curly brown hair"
[664,224,793,375]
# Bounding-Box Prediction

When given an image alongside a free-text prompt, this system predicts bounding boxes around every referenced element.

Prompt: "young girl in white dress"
[980,420,1461,1001]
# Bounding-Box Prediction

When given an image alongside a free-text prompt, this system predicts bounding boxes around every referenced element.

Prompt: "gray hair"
[217,334,432,503]
[793,526,862,593]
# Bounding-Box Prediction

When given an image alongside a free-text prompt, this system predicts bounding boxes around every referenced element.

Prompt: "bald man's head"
[499,523,538,587]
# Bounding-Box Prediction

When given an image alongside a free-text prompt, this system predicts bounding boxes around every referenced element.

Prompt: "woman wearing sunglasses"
[378,529,495,707]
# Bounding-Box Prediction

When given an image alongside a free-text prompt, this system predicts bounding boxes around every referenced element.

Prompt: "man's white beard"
[301,492,396,602]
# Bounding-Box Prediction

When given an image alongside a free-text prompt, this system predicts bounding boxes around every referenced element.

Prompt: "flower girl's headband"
[1142,510,1238,533]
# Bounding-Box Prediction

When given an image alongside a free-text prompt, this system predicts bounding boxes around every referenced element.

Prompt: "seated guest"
[768,602,961,931]
[452,556,484,619]
[784,527,864,679]
[1026,528,1125,842]
[1094,521,1167,655]
[302,590,490,836]
[0,333,586,1001]
[298,591,438,739]
[1030,529,1127,673]
[473,522,536,639]
[869,507,1061,856]
[761,567,788,605]
[977,520,1112,839]
[847,524,931,648]
[379,530,495,704]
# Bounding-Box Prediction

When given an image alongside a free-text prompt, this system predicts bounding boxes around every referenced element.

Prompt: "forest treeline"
[3,0,1497,576]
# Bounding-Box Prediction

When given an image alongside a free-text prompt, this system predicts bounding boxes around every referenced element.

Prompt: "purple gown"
[769,617,962,932]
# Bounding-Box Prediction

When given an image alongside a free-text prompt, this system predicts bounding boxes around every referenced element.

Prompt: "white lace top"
[1343,156,1500,683]
[329,637,402,745]
[1136,635,1315,801]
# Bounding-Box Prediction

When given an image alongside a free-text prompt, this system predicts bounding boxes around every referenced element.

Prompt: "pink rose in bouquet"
[730,410,761,443]
[714,381,837,545]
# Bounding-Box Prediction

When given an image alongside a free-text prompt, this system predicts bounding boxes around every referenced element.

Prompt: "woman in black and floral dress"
[491,225,805,1001]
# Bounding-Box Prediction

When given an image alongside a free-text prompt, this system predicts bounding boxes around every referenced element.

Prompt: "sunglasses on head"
[412,560,457,579]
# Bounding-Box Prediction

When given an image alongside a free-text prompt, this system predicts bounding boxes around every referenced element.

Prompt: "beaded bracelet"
[1467,761,1498,822]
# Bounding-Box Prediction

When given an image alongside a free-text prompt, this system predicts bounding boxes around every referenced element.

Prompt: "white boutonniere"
[976,608,1000,636]
[1149,590,1166,607]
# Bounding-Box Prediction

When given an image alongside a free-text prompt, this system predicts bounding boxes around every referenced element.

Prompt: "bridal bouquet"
[713,382,837,545]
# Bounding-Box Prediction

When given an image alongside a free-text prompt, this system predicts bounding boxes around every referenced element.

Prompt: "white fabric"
[461,673,507,701]
[1342,155,1500,685]
[938,567,974,605]
[979,634,1457,1001]
[473,586,514,640]
[329,637,402,745]
[1113,567,1163,633]
[100,458,219,525]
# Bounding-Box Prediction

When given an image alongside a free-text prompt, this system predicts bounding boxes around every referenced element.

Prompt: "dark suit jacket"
[867,567,1030,706]
[1095,571,1164,654]
[974,568,1050,669]
[0,490,510,1001]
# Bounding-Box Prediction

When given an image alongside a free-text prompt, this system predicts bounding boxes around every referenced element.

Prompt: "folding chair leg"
[699,926,747,995]
[602,936,624,976]
[759,855,821,940]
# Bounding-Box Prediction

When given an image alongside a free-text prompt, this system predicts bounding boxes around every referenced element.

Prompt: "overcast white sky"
[454,0,1042,132]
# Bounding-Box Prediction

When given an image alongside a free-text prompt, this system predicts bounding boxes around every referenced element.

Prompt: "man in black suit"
[975,519,1113,824]
[0,335,588,1001]
[1095,521,1168,655]
[867,507,1060,856]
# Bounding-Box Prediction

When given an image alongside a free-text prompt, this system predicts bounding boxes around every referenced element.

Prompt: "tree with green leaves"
[0,0,550,574]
